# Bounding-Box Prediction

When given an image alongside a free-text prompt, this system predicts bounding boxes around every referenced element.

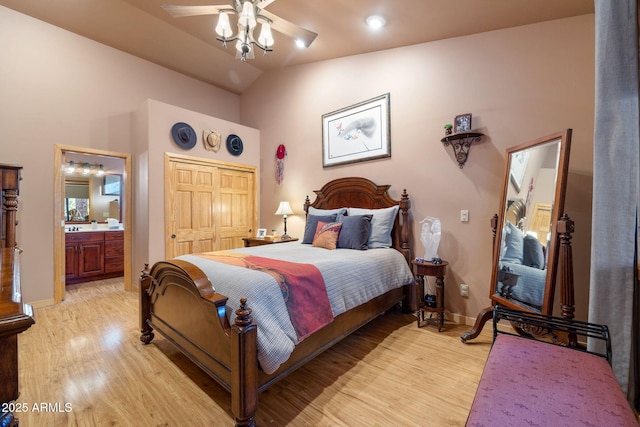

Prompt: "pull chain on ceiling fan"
[162,1,318,62]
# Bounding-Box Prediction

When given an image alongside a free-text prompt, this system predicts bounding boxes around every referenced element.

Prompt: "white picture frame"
[256,228,267,238]
[322,93,391,168]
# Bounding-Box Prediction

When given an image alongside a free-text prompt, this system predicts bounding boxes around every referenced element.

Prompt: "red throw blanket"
[196,252,334,341]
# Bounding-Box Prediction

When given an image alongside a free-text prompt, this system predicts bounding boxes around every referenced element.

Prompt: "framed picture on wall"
[322,93,391,168]
[509,151,529,192]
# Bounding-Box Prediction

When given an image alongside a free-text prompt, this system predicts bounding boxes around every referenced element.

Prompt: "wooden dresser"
[0,164,35,427]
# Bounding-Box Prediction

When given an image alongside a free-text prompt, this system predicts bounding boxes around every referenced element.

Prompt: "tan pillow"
[312,221,342,250]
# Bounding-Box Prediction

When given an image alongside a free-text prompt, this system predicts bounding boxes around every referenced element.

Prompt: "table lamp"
[274,201,294,239]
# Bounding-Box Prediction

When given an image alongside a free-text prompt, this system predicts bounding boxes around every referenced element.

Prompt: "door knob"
[171,234,176,239]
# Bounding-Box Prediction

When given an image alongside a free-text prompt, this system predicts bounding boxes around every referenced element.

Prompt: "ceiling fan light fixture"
[215,12,232,38]
[162,2,318,62]
[366,15,386,30]
[258,22,274,47]
[239,1,256,29]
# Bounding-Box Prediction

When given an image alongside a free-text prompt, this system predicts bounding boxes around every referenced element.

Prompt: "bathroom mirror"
[65,178,92,222]
[461,129,571,342]
[65,175,121,223]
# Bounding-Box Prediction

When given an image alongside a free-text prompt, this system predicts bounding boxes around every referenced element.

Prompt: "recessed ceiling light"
[366,15,386,30]
[295,38,307,49]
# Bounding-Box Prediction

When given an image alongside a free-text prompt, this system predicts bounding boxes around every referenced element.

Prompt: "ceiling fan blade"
[161,4,229,18]
[256,0,277,9]
[260,10,318,47]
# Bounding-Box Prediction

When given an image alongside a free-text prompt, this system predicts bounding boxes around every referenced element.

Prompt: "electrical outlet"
[460,209,469,222]
[460,283,469,297]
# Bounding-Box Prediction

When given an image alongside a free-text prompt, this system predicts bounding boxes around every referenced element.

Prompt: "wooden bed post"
[139,263,155,344]
[399,189,411,264]
[231,298,258,427]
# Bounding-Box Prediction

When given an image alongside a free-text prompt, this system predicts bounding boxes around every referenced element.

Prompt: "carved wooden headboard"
[303,177,411,264]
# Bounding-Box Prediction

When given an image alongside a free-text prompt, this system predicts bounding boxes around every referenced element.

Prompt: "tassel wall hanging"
[275,144,287,184]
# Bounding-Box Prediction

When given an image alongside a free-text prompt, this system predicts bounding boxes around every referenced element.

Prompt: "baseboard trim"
[447,311,477,327]
[28,298,55,309]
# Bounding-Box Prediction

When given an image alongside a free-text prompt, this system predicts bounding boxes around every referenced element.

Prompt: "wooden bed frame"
[139,177,415,426]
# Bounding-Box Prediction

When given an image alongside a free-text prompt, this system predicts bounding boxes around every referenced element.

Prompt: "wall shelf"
[441,131,484,168]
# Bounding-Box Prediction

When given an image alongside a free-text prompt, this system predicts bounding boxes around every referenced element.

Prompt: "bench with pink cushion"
[466,307,638,427]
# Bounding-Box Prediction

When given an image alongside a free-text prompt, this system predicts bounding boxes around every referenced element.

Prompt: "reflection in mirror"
[65,179,91,222]
[64,153,125,224]
[491,130,572,316]
[65,175,121,223]
[461,129,572,343]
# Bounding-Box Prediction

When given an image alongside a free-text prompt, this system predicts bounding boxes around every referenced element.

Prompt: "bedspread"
[178,243,414,374]
[195,251,333,341]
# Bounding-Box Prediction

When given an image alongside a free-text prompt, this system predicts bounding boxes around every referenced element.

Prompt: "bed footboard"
[140,261,260,426]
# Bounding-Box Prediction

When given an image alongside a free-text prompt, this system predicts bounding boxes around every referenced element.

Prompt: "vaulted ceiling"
[1,0,594,94]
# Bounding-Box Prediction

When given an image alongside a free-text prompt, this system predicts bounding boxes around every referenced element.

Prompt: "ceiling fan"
[162,1,318,61]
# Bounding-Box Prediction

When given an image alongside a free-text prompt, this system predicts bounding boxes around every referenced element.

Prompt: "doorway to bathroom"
[53,145,132,304]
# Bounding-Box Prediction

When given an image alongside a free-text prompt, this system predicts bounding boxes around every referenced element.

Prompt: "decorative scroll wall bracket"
[441,132,484,168]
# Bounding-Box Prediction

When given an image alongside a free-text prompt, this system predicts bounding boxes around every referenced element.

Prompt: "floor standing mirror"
[461,129,572,343]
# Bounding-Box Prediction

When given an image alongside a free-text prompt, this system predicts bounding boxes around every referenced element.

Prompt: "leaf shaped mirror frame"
[461,129,572,343]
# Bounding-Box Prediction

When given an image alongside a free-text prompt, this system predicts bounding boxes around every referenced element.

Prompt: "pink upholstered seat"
[466,334,638,426]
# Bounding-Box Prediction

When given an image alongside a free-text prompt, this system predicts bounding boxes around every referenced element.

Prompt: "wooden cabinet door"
[65,243,79,279]
[78,241,104,277]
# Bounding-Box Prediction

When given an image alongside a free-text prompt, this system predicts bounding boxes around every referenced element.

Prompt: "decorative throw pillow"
[347,205,399,248]
[523,234,545,269]
[302,214,337,244]
[337,214,373,250]
[312,221,342,250]
[502,221,524,264]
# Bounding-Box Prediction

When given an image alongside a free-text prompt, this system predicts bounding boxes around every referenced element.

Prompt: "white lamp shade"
[239,1,256,29]
[215,12,233,38]
[275,201,294,216]
[258,22,274,47]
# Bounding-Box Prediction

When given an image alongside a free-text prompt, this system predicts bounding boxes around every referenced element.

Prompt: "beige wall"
[0,7,240,303]
[134,99,260,273]
[241,15,595,323]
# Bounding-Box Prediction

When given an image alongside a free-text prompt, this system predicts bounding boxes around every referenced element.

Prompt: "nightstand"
[242,237,298,247]
[412,259,449,331]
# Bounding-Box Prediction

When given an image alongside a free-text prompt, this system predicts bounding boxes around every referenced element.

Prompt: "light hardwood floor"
[17,279,492,426]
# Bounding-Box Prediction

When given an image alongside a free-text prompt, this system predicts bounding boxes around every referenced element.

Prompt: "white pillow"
[308,206,347,216]
[347,205,399,248]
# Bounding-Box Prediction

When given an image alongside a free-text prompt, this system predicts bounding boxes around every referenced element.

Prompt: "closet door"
[166,160,217,258]
[217,167,256,250]
[165,155,257,259]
